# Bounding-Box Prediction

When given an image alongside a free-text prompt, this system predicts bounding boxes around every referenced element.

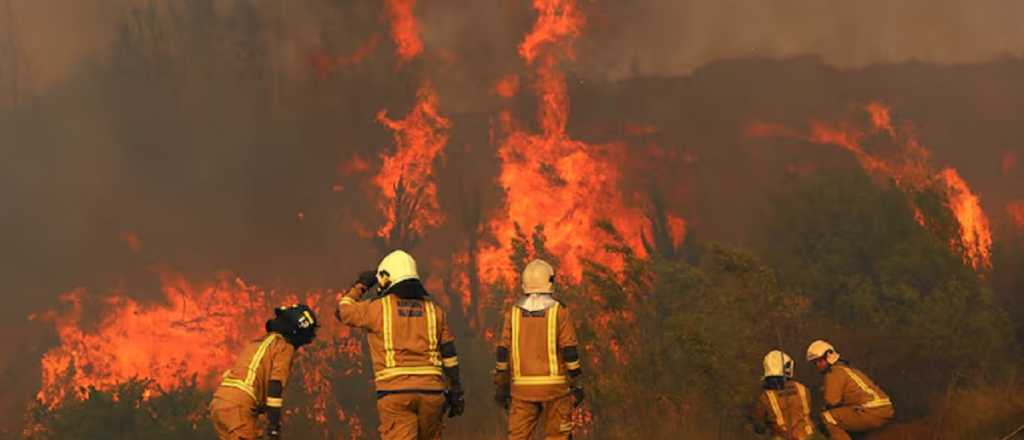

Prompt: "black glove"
[570,386,584,407]
[355,270,377,289]
[265,426,281,439]
[446,389,465,418]
[495,387,510,410]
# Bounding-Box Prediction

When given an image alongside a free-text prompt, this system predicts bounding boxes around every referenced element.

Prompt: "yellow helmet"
[763,350,794,378]
[522,259,555,294]
[806,339,840,364]
[377,250,419,291]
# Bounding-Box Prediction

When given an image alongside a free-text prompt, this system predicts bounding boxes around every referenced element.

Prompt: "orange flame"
[478,0,659,283]
[373,84,451,242]
[937,168,992,269]
[120,232,142,254]
[749,103,992,269]
[383,0,423,62]
[1003,151,1019,177]
[31,269,363,428]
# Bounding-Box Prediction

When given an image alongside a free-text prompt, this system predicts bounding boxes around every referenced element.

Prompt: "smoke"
[6,0,1024,96]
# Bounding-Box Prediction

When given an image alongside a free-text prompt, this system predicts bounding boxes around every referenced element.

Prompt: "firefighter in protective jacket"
[209,303,319,440]
[494,259,583,440]
[336,250,464,440]
[806,340,894,440]
[751,350,824,440]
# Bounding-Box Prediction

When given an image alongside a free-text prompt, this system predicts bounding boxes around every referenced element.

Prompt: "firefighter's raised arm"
[335,270,379,330]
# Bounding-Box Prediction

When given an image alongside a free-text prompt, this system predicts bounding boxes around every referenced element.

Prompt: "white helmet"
[806,339,840,364]
[377,250,419,291]
[522,259,555,294]
[763,350,794,378]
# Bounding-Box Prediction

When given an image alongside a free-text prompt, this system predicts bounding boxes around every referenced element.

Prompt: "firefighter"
[806,340,894,440]
[494,259,584,440]
[209,303,319,440]
[336,250,464,440]
[751,350,824,440]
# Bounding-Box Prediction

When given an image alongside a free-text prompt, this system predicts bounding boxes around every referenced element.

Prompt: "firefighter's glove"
[446,388,465,418]
[265,427,281,440]
[355,270,377,289]
[570,386,585,407]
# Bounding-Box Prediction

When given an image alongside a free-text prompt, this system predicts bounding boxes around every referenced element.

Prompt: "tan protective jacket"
[212,333,294,410]
[752,381,817,440]
[823,364,892,409]
[497,301,580,402]
[337,286,457,392]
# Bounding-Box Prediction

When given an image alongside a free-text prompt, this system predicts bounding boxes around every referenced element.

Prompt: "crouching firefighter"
[209,304,319,440]
[335,250,465,440]
[751,350,824,440]
[494,259,584,440]
[806,340,894,440]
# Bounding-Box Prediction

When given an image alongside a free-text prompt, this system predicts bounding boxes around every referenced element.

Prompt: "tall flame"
[373,84,451,246]
[478,0,657,282]
[748,103,993,269]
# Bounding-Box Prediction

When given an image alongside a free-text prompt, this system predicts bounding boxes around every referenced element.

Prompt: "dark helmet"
[266,303,320,347]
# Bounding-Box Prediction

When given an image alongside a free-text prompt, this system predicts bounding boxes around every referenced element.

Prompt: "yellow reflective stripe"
[265,397,283,408]
[382,296,395,367]
[339,297,356,306]
[442,356,459,368]
[766,390,786,427]
[425,302,439,366]
[862,398,893,408]
[565,360,581,370]
[244,334,278,384]
[843,367,891,408]
[547,303,559,376]
[220,378,256,402]
[511,309,521,377]
[374,366,443,381]
[495,362,509,371]
[822,410,837,425]
[512,375,566,385]
[797,383,810,416]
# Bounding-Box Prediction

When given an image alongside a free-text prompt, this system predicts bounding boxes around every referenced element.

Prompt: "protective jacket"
[820,362,894,440]
[336,284,458,392]
[752,380,817,440]
[210,333,294,439]
[497,297,581,401]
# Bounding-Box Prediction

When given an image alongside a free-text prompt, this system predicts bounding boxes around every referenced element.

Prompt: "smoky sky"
[6,0,1024,94]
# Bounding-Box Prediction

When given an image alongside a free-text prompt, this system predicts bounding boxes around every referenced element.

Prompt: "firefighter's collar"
[516,293,557,312]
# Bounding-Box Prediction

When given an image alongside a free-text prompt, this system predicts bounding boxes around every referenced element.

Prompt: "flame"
[31,269,364,429]
[748,103,992,269]
[373,84,451,243]
[478,0,657,282]
[937,168,992,269]
[1008,201,1024,228]
[383,0,422,62]
[309,34,381,80]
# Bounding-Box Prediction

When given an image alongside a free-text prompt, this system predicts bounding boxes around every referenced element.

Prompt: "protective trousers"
[508,394,574,440]
[209,399,260,440]
[376,393,446,440]
[821,405,894,440]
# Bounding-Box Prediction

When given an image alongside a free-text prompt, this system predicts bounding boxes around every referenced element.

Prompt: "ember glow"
[1008,201,1024,228]
[749,103,993,269]
[383,0,422,62]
